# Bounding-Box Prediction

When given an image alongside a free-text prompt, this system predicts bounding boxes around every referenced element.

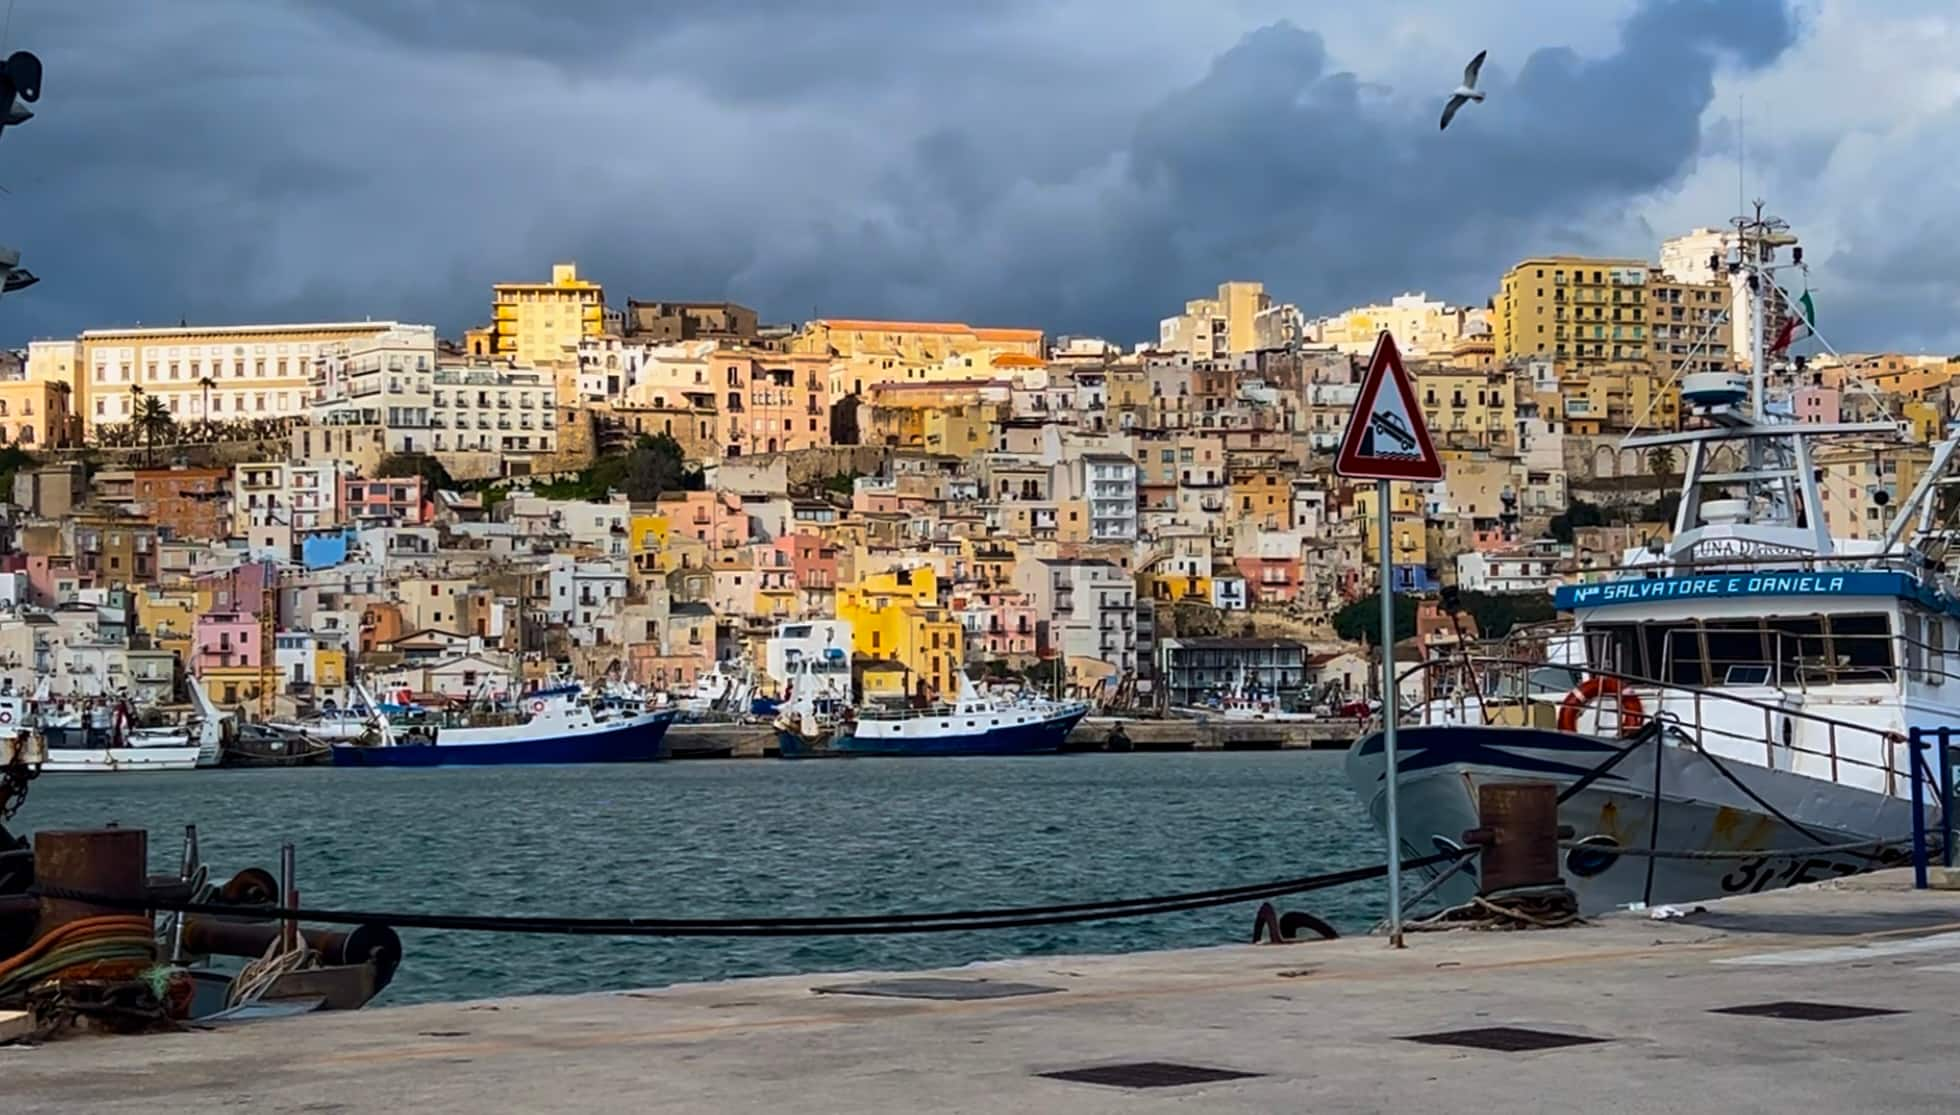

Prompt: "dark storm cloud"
[724,0,1797,337]
[0,0,1796,348]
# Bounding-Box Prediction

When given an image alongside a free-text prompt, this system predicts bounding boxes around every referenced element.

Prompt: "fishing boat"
[1172,664,1319,722]
[35,696,203,773]
[266,704,373,743]
[1348,205,1949,913]
[775,669,1089,758]
[329,681,675,767]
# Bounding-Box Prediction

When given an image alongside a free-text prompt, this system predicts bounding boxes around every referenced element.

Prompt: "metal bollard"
[33,827,150,935]
[1461,782,1563,894]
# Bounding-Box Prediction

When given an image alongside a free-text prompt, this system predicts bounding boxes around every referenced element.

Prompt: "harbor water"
[12,752,1385,1006]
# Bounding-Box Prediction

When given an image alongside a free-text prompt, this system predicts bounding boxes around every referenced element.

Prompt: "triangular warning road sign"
[1334,331,1443,482]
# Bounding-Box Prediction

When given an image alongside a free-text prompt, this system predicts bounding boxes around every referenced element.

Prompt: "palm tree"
[198,376,217,434]
[135,395,174,467]
[1644,445,1679,479]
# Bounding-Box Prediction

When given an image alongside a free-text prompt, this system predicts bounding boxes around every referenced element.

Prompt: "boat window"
[1723,665,1772,686]
[1807,613,1894,684]
[1584,624,1646,679]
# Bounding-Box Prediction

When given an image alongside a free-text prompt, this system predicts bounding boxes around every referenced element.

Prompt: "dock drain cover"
[1403,1027,1606,1052]
[1040,1062,1263,1089]
[812,977,1060,1001]
[1712,1001,1905,1022]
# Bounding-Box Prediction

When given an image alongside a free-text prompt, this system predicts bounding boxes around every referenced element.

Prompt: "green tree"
[622,433,690,500]
[134,394,174,467]
[1332,593,1417,647]
[1644,446,1679,478]
[1547,499,1609,544]
[0,444,36,498]
[1458,590,1557,640]
[376,452,456,492]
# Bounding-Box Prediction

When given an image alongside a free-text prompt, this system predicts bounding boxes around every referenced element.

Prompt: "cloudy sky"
[0,0,1952,352]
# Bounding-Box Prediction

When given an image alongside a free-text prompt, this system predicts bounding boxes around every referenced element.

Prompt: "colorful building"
[489,263,605,368]
[835,565,965,699]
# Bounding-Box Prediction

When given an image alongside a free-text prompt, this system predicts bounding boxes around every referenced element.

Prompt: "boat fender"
[1556,677,1644,738]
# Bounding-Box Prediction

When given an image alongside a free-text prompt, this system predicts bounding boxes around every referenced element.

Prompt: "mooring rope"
[31,849,1470,939]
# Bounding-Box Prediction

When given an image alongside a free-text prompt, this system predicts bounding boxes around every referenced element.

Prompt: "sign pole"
[1378,477,1404,948]
[1332,331,1437,952]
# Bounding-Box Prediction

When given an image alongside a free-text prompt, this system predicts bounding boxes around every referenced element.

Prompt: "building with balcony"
[73,320,402,433]
[1492,255,1731,378]
[488,262,605,368]
[133,467,230,542]
[428,357,559,471]
[1157,637,1311,712]
[341,475,429,526]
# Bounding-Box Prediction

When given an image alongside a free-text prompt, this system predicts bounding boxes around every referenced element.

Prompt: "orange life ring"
[1557,676,1645,737]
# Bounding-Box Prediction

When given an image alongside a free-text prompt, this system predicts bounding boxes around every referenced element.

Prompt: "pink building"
[194,612,262,671]
[960,588,1038,661]
[196,561,277,620]
[660,491,748,549]
[1792,384,1841,425]
[341,475,430,526]
[1235,555,1303,604]
[777,534,839,592]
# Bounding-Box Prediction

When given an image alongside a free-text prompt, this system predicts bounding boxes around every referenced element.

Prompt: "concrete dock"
[9,870,1960,1113]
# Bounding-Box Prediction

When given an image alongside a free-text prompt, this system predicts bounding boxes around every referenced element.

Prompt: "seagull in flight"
[1440,49,1487,131]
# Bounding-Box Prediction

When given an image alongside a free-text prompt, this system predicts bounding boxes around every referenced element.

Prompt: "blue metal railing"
[1907,726,1957,888]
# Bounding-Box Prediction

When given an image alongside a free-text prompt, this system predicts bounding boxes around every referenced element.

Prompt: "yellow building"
[315,645,348,692]
[793,318,1044,401]
[490,263,606,368]
[136,586,197,663]
[1816,444,1934,543]
[1142,570,1212,603]
[1313,292,1468,356]
[1557,366,1680,435]
[836,566,964,699]
[1157,281,1270,359]
[70,321,401,433]
[1414,366,1515,450]
[1493,256,1732,377]
[1902,399,1942,444]
[1354,482,1429,568]
[0,378,76,448]
[1229,465,1290,530]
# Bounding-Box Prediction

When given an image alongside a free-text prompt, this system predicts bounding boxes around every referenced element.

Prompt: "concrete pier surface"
[10,870,1960,1113]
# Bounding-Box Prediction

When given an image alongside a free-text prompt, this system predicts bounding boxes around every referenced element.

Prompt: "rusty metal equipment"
[33,828,150,935]
[179,917,401,992]
[1461,783,1564,894]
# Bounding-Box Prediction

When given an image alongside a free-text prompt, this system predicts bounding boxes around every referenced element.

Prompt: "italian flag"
[1771,288,1815,354]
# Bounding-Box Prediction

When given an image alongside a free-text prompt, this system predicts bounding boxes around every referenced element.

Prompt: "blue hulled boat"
[775,672,1087,758]
[331,684,675,768]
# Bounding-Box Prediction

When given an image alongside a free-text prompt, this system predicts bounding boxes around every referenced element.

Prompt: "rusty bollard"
[1461,783,1564,894]
[34,827,150,936]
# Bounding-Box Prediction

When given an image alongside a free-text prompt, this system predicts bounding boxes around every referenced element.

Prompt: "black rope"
[30,849,1467,939]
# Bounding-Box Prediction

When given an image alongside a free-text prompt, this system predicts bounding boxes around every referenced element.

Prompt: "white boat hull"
[40,746,203,773]
[1346,724,1921,913]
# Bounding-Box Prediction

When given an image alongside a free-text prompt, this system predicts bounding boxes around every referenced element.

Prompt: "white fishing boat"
[330,681,675,767]
[776,669,1089,758]
[35,696,202,773]
[1172,665,1319,722]
[1348,205,1950,913]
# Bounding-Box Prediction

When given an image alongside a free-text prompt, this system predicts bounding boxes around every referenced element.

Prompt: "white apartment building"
[76,321,402,431]
[430,359,557,460]
[310,325,439,454]
[1082,452,1138,543]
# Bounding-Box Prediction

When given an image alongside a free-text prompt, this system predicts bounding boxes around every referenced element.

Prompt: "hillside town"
[0,227,1924,726]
